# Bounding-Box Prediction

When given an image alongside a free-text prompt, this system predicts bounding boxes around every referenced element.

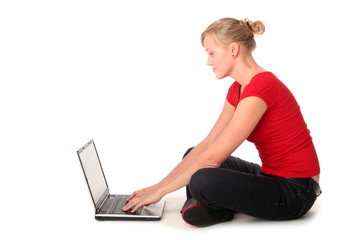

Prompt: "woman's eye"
[209,52,214,56]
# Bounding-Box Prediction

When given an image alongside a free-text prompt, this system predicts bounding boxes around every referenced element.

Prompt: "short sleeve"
[239,73,280,109]
[226,81,241,107]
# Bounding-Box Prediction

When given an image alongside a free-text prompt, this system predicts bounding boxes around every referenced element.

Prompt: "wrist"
[157,184,168,197]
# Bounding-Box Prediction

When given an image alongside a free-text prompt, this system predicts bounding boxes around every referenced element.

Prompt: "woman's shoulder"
[241,72,282,108]
[244,71,280,93]
[250,71,280,86]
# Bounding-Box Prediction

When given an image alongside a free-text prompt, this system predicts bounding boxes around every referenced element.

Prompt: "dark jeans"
[183,147,320,220]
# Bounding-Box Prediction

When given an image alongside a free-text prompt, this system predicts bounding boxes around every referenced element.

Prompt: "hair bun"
[246,20,265,35]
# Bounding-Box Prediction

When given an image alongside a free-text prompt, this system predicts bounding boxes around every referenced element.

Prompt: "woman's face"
[203,35,234,79]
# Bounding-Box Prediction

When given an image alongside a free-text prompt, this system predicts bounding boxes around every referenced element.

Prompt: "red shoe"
[181,198,234,227]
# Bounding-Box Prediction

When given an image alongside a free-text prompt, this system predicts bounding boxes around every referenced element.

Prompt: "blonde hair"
[201,18,265,52]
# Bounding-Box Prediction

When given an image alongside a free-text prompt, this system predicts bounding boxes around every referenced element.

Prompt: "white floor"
[11,186,350,240]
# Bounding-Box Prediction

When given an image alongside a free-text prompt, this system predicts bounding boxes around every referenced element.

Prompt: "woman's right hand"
[127,183,160,202]
[124,183,163,213]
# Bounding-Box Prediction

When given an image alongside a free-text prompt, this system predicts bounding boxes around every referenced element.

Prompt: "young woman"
[123,17,321,227]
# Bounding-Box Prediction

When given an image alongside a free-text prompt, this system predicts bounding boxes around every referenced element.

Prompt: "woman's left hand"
[123,186,163,213]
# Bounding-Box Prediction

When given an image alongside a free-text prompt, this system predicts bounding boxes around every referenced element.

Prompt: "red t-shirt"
[227,72,320,178]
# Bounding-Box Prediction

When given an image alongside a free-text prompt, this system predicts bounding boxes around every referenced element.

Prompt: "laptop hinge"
[97,194,110,213]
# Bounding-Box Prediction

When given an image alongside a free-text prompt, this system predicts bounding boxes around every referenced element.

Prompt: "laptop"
[77,139,165,220]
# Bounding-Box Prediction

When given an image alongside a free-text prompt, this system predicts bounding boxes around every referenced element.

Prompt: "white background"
[1,0,359,239]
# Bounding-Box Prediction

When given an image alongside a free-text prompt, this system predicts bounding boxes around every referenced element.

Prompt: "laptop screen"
[78,140,108,207]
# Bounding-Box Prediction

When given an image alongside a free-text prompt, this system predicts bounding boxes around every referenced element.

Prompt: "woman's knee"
[189,168,218,201]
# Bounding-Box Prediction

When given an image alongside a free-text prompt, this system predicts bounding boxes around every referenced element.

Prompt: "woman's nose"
[207,57,212,66]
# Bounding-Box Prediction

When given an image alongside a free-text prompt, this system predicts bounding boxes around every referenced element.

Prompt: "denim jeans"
[183,147,320,220]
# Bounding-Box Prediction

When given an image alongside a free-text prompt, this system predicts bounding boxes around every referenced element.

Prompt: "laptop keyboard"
[110,196,143,215]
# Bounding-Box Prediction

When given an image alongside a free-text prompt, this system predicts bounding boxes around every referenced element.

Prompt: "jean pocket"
[292,189,317,219]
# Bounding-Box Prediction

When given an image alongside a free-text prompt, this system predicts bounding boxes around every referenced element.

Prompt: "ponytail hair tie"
[246,21,253,32]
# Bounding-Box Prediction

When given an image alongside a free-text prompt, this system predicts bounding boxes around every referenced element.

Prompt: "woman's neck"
[230,54,266,87]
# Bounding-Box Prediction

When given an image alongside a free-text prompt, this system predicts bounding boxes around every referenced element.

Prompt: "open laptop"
[77,139,165,220]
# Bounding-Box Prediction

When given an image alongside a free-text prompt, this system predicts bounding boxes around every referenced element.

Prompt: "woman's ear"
[230,42,240,58]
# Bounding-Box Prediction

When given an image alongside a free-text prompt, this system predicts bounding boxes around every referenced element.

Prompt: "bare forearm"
[158,150,218,196]
[157,140,209,188]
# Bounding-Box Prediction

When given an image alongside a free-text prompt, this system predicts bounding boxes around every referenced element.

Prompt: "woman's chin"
[215,74,226,80]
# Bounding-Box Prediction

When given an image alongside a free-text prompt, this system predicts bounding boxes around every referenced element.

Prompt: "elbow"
[207,161,222,168]
[198,149,226,169]
[200,155,223,169]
